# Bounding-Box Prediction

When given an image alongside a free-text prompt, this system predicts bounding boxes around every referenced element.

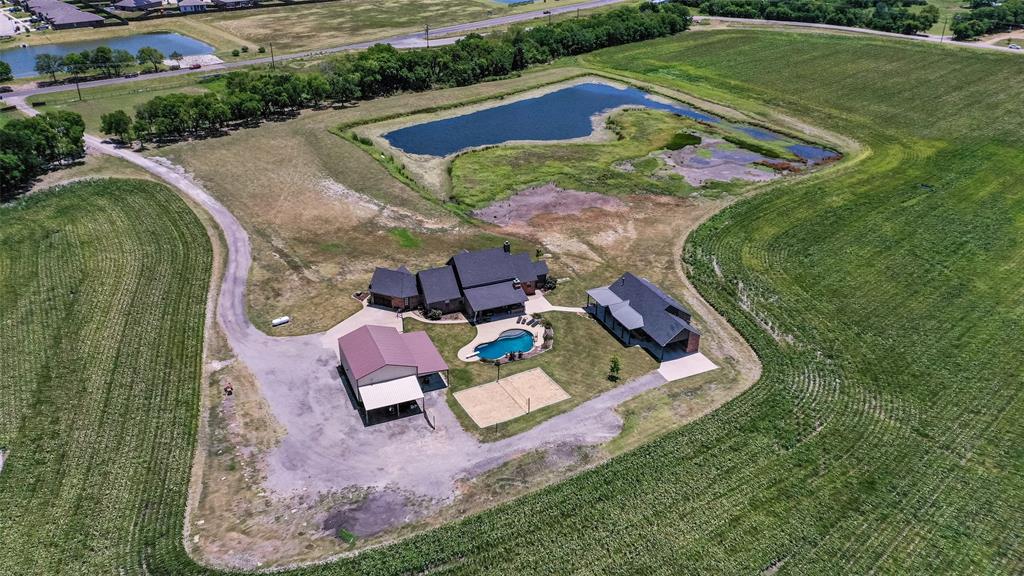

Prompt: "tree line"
[100,3,693,143]
[0,111,86,200]
[950,0,1024,39]
[34,45,168,82]
[678,0,939,34]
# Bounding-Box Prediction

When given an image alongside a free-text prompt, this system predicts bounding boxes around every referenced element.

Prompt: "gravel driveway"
[12,96,696,531]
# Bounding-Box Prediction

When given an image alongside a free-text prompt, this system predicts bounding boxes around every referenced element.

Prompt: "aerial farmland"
[1,0,1022,574]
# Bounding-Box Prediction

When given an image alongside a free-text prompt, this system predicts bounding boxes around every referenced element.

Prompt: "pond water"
[384,82,719,157]
[0,33,214,78]
[383,82,838,162]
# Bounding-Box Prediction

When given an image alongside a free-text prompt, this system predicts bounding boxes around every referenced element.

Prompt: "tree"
[0,61,12,83]
[136,47,165,73]
[608,356,622,382]
[170,51,184,63]
[304,74,331,107]
[61,52,91,78]
[91,46,114,76]
[110,49,136,76]
[34,54,63,82]
[100,110,133,143]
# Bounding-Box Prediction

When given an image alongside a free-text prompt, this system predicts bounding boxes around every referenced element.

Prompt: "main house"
[586,272,701,361]
[369,242,549,323]
[337,325,448,417]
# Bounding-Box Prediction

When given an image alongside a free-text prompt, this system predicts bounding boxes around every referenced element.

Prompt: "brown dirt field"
[153,66,585,335]
[471,183,627,227]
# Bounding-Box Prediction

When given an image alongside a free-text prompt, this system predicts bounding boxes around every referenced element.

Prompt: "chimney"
[512,277,522,289]
[503,241,511,253]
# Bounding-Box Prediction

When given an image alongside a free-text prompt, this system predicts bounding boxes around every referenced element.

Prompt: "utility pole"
[939,16,949,43]
[425,22,430,48]
[75,79,82,102]
[269,42,275,69]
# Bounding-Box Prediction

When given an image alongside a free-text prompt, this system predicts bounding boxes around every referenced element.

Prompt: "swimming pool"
[474,329,534,361]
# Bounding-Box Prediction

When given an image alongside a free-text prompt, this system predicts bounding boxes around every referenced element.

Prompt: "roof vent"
[512,277,522,289]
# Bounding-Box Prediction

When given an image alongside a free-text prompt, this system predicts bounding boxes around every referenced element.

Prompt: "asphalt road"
[4,0,632,99]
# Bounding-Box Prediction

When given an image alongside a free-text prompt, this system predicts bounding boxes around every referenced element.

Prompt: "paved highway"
[5,6,1019,99]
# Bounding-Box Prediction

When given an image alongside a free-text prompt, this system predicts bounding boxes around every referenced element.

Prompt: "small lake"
[384,82,838,163]
[0,33,214,78]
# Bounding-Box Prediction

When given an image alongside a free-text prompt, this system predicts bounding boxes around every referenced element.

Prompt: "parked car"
[1008,43,1021,50]
[0,86,13,94]
[189,63,202,69]
[123,72,139,78]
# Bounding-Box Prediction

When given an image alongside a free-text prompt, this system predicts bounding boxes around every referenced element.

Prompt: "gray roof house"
[368,266,421,310]
[366,242,548,323]
[586,272,701,360]
[417,265,462,314]
[113,0,162,11]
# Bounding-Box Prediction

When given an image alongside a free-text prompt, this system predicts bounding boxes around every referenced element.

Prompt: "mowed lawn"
[0,180,212,574]
[4,30,1024,576]
[406,313,657,441]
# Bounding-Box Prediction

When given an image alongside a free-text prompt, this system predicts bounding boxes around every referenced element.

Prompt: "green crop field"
[3,29,1024,575]
[0,180,212,574]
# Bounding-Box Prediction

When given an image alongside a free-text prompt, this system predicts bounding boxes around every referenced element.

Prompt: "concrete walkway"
[12,96,719,533]
[526,293,586,315]
[658,352,718,382]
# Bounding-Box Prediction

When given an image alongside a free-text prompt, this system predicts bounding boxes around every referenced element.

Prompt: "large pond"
[0,33,214,78]
[384,82,838,163]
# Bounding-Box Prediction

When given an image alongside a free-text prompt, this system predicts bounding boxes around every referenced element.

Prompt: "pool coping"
[457,316,546,362]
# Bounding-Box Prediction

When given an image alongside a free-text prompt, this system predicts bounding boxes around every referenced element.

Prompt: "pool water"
[474,329,534,361]
[0,33,214,78]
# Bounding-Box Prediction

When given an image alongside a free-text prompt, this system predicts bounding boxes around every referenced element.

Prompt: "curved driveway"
[10,95,696,521]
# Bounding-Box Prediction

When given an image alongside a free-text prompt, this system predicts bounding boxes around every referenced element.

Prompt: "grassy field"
[30,77,217,132]
[0,179,212,575]
[5,28,1024,575]
[405,313,658,441]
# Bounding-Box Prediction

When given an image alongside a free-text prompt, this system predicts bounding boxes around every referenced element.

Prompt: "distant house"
[25,0,103,28]
[586,272,701,361]
[337,325,448,416]
[212,0,254,7]
[112,0,162,11]
[178,0,210,12]
[367,242,549,323]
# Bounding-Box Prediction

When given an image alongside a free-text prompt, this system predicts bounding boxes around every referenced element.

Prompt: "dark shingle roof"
[464,283,528,313]
[449,247,545,289]
[606,272,699,346]
[370,266,418,298]
[417,265,461,304]
[450,248,515,288]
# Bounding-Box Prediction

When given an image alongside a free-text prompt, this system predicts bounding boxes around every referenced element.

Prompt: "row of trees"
[688,0,939,34]
[0,111,86,200]
[101,3,693,143]
[34,45,168,82]
[950,0,1024,39]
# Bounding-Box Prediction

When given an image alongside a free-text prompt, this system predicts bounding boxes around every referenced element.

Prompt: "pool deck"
[457,316,546,362]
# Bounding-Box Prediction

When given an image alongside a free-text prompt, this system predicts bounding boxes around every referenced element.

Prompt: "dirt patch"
[322,489,420,538]
[471,183,626,227]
